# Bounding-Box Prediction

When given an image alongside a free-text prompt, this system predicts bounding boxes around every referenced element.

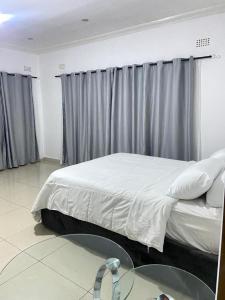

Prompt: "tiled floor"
[0,160,60,271]
[0,161,200,299]
[0,161,115,299]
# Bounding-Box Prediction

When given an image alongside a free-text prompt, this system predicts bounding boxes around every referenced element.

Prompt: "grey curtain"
[61,57,196,165]
[62,69,113,165]
[0,72,39,170]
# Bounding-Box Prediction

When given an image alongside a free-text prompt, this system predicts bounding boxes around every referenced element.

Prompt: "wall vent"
[59,64,65,70]
[196,37,210,48]
[24,66,31,72]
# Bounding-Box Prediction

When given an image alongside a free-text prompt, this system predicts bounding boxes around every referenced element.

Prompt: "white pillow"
[211,148,225,163]
[167,157,224,200]
[206,169,225,208]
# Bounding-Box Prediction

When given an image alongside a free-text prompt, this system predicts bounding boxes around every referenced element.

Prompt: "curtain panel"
[61,69,113,165]
[61,57,196,165]
[0,72,39,170]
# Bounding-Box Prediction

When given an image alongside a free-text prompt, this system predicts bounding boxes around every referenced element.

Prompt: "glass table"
[0,234,134,300]
[0,234,215,300]
[119,264,215,300]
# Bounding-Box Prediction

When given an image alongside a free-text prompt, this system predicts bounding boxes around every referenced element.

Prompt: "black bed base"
[41,209,218,292]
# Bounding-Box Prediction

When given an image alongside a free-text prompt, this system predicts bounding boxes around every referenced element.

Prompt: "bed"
[32,153,222,290]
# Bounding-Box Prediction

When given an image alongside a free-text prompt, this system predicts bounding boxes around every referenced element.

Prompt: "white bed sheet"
[167,198,222,254]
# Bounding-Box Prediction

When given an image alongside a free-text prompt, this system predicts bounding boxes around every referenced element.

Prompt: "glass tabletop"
[118,264,215,300]
[0,234,134,300]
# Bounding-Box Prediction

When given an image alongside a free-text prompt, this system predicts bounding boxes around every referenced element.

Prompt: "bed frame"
[41,209,218,291]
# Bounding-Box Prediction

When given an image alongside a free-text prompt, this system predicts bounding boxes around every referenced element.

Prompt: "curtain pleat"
[0,83,6,170]
[0,72,39,170]
[61,57,196,165]
[62,69,113,165]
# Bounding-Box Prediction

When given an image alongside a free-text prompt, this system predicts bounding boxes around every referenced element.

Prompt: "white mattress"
[167,198,222,254]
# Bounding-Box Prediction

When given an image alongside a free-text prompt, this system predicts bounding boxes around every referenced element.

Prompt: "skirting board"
[40,157,61,164]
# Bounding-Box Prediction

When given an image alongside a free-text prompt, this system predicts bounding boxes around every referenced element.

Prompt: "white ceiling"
[0,0,225,53]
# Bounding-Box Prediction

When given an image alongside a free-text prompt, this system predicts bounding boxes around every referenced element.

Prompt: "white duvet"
[32,153,194,252]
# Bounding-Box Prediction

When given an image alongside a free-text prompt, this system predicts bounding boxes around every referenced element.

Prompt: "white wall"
[0,48,45,158]
[38,13,225,159]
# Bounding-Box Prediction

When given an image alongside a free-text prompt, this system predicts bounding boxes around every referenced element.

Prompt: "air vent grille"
[59,64,65,70]
[24,66,31,72]
[196,37,210,48]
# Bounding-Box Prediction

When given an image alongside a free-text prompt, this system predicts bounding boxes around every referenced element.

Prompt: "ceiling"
[0,0,225,53]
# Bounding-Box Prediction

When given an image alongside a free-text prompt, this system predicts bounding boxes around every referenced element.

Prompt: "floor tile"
[8,184,39,209]
[0,208,35,239]
[0,241,20,272]
[5,223,56,251]
[79,292,93,299]
[41,240,108,291]
[15,171,48,188]
[0,161,61,277]
[25,236,68,261]
[0,198,20,216]
[0,172,16,187]
[0,252,37,285]
[0,262,87,300]
[0,181,35,203]
[14,162,61,188]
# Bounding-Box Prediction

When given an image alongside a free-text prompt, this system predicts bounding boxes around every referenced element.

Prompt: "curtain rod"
[7,73,38,79]
[55,55,212,78]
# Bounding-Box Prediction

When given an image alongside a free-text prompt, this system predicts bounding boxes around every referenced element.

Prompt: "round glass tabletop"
[0,234,134,300]
[118,264,215,300]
